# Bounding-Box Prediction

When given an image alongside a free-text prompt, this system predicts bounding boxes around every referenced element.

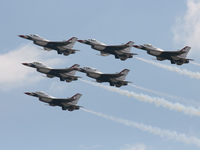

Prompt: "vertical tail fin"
[64,37,78,48]
[115,69,130,80]
[68,93,82,105]
[70,64,80,70]
[65,64,80,76]
[178,46,191,58]
[122,41,134,53]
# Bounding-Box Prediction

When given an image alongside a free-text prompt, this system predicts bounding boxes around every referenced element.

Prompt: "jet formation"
[19,34,194,110]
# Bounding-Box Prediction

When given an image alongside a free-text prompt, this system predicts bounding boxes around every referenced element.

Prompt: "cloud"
[0,44,63,91]
[173,0,200,56]
[120,143,147,150]
[82,109,200,148]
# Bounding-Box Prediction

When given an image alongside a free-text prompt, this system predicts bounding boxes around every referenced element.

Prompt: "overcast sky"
[1,0,200,150]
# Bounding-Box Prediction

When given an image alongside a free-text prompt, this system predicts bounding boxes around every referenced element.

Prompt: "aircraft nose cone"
[133,45,139,48]
[24,92,31,95]
[77,40,84,43]
[18,35,25,38]
[22,63,29,66]
[72,68,79,70]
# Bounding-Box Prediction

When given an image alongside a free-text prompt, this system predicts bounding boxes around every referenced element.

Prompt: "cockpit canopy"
[84,66,102,73]
[84,66,98,71]
[88,39,97,42]
[33,62,43,65]
[36,91,45,94]
[87,39,106,45]
[30,34,40,37]
[28,34,49,41]
[144,44,153,47]
[32,62,51,68]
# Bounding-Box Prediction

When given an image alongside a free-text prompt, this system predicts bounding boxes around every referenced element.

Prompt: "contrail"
[80,79,200,116]
[135,57,200,79]
[130,84,200,107]
[82,108,200,148]
[191,62,200,67]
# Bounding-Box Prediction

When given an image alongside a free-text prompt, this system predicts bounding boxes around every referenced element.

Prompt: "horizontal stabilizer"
[123,52,138,55]
[65,48,80,51]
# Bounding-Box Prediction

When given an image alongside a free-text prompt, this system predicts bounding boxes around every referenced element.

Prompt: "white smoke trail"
[135,57,200,79]
[80,79,200,116]
[130,84,181,100]
[82,108,200,147]
[191,62,200,67]
[130,84,200,107]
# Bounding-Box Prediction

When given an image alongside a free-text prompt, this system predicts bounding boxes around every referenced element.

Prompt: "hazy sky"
[1,0,200,150]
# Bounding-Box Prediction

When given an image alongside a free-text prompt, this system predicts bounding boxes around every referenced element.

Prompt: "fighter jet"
[25,91,82,111]
[77,39,137,61]
[18,34,79,56]
[78,67,131,87]
[133,44,193,65]
[22,62,81,82]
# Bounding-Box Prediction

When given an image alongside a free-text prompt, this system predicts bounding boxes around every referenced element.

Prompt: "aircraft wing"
[50,68,73,73]
[105,45,129,50]
[48,41,71,46]
[51,98,74,103]
[100,73,123,78]
[161,51,185,56]
[67,104,83,107]
[66,75,82,78]
[71,49,80,51]
[121,52,138,55]
[61,49,80,52]
[97,51,110,56]
[181,58,194,61]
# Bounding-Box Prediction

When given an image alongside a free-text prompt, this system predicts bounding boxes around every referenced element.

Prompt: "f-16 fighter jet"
[22,62,81,82]
[25,91,82,111]
[133,44,193,65]
[77,39,137,61]
[78,67,131,87]
[18,34,79,56]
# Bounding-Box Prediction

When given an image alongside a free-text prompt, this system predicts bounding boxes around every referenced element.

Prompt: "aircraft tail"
[65,64,80,76]
[177,46,191,58]
[64,37,78,48]
[68,93,82,105]
[115,69,130,81]
[122,41,134,53]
